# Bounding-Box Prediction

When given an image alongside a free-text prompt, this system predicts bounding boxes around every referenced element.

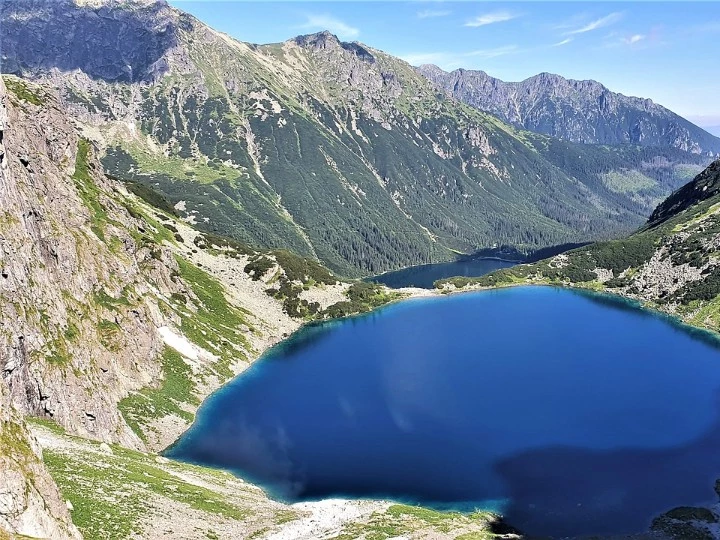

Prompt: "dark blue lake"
[167,286,720,537]
[369,257,516,288]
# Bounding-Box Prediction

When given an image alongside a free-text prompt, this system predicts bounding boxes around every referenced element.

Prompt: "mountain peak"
[417,64,720,154]
[292,30,341,49]
[291,31,376,64]
[1,0,177,83]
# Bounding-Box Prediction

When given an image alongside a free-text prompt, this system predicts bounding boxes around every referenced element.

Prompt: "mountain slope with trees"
[1,0,711,276]
[439,158,720,335]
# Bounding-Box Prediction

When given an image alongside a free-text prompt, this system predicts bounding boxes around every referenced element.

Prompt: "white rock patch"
[266,499,389,540]
[157,326,217,368]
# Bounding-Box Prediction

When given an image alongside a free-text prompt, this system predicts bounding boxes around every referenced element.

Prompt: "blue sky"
[168,1,720,126]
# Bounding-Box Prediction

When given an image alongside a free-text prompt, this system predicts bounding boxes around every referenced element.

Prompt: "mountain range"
[4,68,720,540]
[2,0,717,277]
[417,64,720,155]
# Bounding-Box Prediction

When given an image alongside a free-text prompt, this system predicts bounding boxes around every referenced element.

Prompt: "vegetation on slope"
[4,0,705,276]
[437,159,720,333]
[32,421,502,540]
[33,420,263,540]
[3,75,46,106]
[118,347,199,444]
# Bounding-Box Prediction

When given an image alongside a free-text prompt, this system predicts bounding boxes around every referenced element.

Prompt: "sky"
[168,1,720,126]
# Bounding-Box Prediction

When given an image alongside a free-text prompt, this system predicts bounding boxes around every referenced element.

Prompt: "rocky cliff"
[417,64,720,156]
[1,0,709,276]
[0,384,81,539]
[0,75,180,448]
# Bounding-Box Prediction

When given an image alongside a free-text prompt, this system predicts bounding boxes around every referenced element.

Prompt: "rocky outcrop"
[0,384,81,539]
[650,159,720,224]
[1,0,178,83]
[0,75,184,449]
[417,65,720,156]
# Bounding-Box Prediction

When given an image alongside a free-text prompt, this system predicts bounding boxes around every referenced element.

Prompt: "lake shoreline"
[367,257,517,289]
[169,283,720,539]
[434,280,720,343]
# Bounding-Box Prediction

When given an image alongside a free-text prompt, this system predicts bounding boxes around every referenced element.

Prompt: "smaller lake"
[369,257,516,289]
[167,287,720,537]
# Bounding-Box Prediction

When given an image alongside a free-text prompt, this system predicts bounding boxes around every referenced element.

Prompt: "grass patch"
[121,143,244,184]
[119,346,199,442]
[0,420,36,474]
[43,440,249,540]
[92,287,132,312]
[72,139,111,241]
[601,170,656,194]
[97,319,122,351]
[3,76,45,106]
[328,504,495,540]
[174,256,250,377]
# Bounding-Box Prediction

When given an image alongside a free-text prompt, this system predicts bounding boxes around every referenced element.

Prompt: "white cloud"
[400,45,519,68]
[465,45,519,59]
[623,34,645,44]
[400,52,456,67]
[299,14,359,39]
[566,12,623,35]
[553,38,573,47]
[464,11,518,28]
[417,9,451,19]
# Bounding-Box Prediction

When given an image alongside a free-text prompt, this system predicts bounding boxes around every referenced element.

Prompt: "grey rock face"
[1,0,177,83]
[417,65,720,156]
[0,75,183,449]
[0,346,80,539]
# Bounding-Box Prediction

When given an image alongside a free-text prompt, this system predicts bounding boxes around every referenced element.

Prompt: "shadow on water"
[268,307,393,360]
[168,391,720,538]
[266,320,337,360]
[494,391,720,537]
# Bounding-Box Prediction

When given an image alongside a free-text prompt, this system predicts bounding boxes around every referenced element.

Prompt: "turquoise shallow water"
[167,286,720,537]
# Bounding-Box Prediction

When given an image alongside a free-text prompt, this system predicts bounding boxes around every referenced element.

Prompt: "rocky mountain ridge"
[417,64,720,155]
[1,0,711,276]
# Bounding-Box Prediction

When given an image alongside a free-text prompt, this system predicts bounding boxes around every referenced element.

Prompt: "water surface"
[167,287,720,537]
[369,257,515,288]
